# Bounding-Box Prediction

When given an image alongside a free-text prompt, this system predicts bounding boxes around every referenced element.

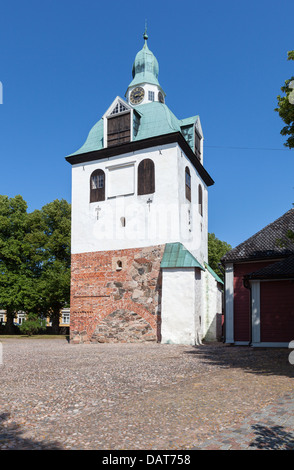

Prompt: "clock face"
[158,91,164,103]
[130,87,145,104]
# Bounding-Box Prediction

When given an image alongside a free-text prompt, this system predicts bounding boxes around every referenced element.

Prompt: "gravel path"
[0,338,293,450]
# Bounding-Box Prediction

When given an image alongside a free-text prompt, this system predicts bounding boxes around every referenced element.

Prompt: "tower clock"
[130,87,145,105]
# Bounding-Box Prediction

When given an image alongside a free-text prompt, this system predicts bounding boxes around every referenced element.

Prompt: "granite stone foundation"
[70,245,165,343]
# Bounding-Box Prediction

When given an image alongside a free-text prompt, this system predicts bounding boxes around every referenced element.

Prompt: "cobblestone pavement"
[0,338,293,450]
[194,393,294,450]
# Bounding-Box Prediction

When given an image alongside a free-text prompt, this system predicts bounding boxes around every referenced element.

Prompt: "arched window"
[185,167,191,202]
[116,260,123,271]
[198,184,203,216]
[90,169,105,203]
[138,159,155,195]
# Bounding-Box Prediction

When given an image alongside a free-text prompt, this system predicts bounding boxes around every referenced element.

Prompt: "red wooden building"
[221,209,294,347]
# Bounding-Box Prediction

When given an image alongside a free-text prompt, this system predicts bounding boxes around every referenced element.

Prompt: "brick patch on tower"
[70,245,165,343]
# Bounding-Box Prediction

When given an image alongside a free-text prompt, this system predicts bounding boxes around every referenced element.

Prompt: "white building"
[66,30,223,345]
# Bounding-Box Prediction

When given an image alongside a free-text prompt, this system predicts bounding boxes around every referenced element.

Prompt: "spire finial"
[143,20,148,42]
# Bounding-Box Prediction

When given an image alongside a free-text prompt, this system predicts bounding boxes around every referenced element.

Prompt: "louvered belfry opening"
[138,158,155,195]
[90,169,105,202]
[194,129,202,160]
[107,112,131,147]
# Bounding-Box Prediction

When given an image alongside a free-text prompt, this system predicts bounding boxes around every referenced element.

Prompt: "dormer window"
[110,102,129,115]
[107,112,131,147]
[195,129,202,160]
[104,98,133,148]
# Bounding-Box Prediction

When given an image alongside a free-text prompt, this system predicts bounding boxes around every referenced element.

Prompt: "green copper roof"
[67,101,199,157]
[68,117,104,156]
[133,102,182,140]
[204,262,224,285]
[128,34,160,88]
[161,243,205,270]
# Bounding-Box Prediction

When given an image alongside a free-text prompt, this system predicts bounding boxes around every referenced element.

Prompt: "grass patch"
[0,335,68,340]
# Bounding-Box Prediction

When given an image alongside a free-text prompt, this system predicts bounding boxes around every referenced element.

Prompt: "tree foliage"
[0,196,71,333]
[37,199,71,333]
[275,50,294,149]
[208,233,231,281]
[19,314,46,336]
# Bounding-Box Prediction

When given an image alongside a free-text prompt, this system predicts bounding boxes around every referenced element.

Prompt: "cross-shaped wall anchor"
[147,198,153,211]
[95,206,101,220]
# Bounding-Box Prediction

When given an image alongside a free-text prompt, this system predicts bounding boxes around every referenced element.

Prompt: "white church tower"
[66,30,223,345]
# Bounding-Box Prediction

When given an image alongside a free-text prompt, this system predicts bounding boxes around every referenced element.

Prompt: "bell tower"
[66,31,222,346]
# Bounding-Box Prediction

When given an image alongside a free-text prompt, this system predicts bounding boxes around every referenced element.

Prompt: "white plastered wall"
[161,268,198,345]
[202,270,223,341]
[161,266,222,345]
[176,147,208,265]
[71,142,208,265]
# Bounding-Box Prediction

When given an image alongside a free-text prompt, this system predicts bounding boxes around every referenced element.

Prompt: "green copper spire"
[128,29,160,88]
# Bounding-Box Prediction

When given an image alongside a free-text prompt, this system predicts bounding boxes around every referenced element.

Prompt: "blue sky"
[0,0,293,248]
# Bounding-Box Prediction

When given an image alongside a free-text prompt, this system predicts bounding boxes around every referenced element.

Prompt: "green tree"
[0,195,42,333]
[38,199,71,334]
[208,233,231,281]
[0,196,71,334]
[275,50,294,149]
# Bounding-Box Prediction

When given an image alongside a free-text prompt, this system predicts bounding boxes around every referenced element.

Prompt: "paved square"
[0,338,293,450]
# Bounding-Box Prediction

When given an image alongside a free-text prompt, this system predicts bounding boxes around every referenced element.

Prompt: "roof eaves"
[244,254,294,280]
[204,262,224,284]
[221,209,294,264]
[161,243,205,270]
[65,131,214,187]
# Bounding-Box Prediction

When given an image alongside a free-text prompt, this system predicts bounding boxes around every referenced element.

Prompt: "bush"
[19,316,46,336]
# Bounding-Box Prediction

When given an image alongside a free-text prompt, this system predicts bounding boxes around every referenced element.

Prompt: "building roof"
[65,131,214,187]
[128,35,160,89]
[204,262,224,285]
[68,118,104,157]
[160,243,205,270]
[133,102,184,141]
[67,102,199,158]
[244,254,294,280]
[221,208,294,263]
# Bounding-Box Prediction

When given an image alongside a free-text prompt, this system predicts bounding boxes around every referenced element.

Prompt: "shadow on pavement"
[185,343,294,378]
[249,424,294,450]
[0,412,64,450]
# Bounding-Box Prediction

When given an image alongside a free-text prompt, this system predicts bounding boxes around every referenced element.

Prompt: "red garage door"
[260,281,294,342]
[233,262,271,342]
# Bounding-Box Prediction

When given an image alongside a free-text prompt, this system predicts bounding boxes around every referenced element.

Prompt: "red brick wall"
[70,245,165,343]
[260,280,294,343]
[233,261,272,342]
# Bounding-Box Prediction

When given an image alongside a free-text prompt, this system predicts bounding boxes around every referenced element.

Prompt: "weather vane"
[143,19,148,41]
